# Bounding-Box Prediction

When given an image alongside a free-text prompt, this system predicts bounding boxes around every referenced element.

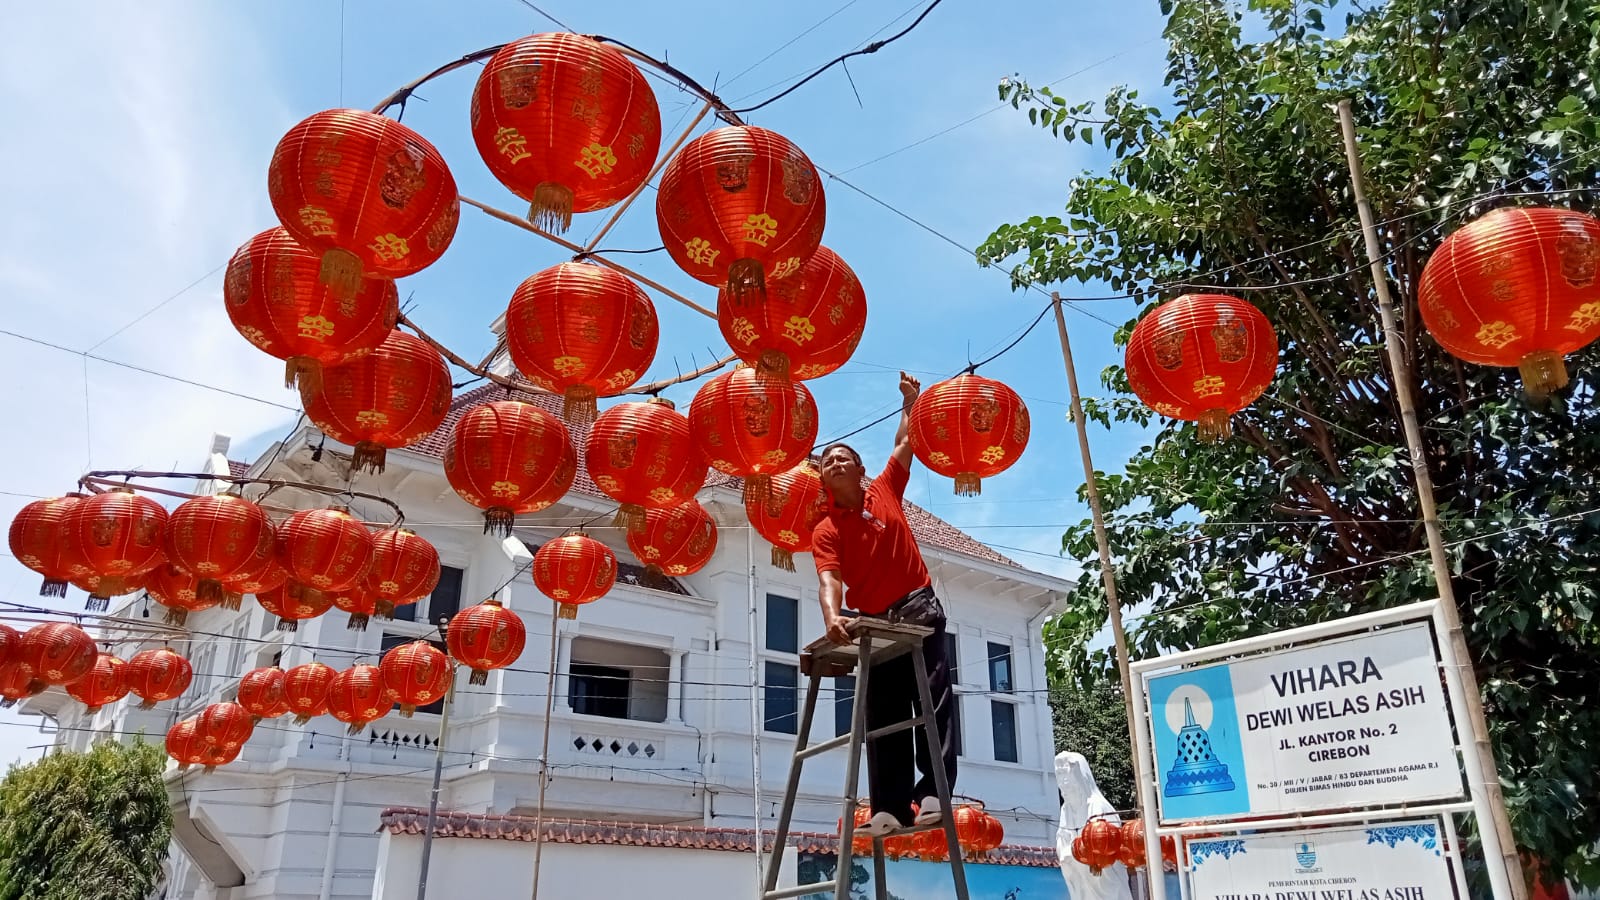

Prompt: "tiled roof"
[227,460,251,478]
[401,385,1021,570]
[376,807,1059,868]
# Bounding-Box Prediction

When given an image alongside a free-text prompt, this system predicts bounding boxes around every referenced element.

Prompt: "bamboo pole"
[1336,98,1525,900]
[416,666,457,900]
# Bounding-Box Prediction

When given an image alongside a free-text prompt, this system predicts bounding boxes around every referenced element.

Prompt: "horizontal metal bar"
[795,716,928,761]
[795,734,849,761]
[1131,600,1440,673]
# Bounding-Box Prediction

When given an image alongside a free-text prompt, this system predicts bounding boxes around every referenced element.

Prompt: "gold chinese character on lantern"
[575,143,617,179]
[1475,321,1519,349]
[604,369,636,392]
[730,317,759,346]
[627,133,647,160]
[570,97,600,126]
[578,61,604,96]
[684,237,719,267]
[782,315,816,345]
[1192,375,1227,397]
[742,213,779,246]
[297,315,336,341]
[490,481,522,499]
[1568,302,1600,333]
[356,410,391,429]
[552,356,585,377]
[495,127,532,164]
[298,206,339,238]
[768,256,801,280]
[368,233,411,262]
[978,445,1007,465]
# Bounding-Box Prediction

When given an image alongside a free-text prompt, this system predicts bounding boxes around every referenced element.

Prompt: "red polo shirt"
[811,457,931,615]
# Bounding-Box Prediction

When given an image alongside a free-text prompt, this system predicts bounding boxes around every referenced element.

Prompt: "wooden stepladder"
[761,619,969,900]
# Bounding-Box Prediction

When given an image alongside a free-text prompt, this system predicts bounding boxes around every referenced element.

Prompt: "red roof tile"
[376,807,1058,867]
[390,384,1018,570]
[227,460,250,478]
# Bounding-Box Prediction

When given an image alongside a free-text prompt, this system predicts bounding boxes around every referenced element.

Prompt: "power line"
[83,263,226,354]
[720,0,865,92]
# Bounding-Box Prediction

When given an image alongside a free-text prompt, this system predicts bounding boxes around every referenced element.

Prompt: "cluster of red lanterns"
[841,800,1005,863]
[1071,818,1177,876]
[0,618,193,715]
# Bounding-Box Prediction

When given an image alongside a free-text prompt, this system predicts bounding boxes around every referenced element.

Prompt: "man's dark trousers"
[863,589,957,825]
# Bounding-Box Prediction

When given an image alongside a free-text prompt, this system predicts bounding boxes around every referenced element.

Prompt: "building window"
[764,661,799,734]
[379,634,447,715]
[991,699,1019,763]
[763,594,802,734]
[833,675,855,737]
[569,663,631,719]
[391,565,465,625]
[988,641,1013,693]
[944,632,963,757]
[565,636,669,723]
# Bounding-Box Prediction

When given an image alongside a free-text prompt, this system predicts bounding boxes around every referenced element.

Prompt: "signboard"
[1146,623,1462,822]
[1186,819,1457,900]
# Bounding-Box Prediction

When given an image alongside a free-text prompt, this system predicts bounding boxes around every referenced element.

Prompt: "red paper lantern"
[268,109,460,295]
[164,494,272,606]
[220,522,286,599]
[1119,819,1149,869]
[256,581,338,632]
[66,488,168,609]
[197,701,255,753]
[223,226,399,391]
[884,829,916,861]
[982,810,1005,854]
[914,824,951,862]
[744,461,825,571]
[125,647,194,709]
[471,33,661,233]
[627,501,718,580]
[1125,293,1278,441]
[326,664,394,733]
[908,373,1032,496]
[718,245,865,380]
[302,329,453,473]
[8,494,90,597]
[1074,818,1124,876]
[284,661,337,724]
[165,718,205,768]
[363,528,441,618]
[443,400,577,536]
[689,366,817,502]
[66,653,128,712]
[0,660,37,708]
[505,262,659,421]
[380,640,452,716]
[145,563,218,626]
[69,567,151,611]
[842,802,874,856]
[1161,833,1178,866]
[446,598,527,685]
[0,624,15,668]
[657,125,826,305]
[1420,206,1600,397]
[331,586,379,631]
[276,507,375,592]
[18,623,96,686]
[584,398,706,532]
[238,667,291,720]
[532,533,617,619]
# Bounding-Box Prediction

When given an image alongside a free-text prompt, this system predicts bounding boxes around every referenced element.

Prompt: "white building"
[24,385,1075,900]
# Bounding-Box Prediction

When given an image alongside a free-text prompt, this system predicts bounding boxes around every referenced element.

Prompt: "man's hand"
[900,371,922,408]
[825,613,854,647]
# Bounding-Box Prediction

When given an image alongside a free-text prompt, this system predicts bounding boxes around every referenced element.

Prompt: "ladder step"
[766,882,843,900]
[795,715,930,761]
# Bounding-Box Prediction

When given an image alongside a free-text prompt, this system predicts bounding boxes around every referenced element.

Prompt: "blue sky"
[0,1,1172,768]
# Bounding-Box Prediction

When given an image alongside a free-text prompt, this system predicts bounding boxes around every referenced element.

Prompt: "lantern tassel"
[346,722,364,736]
[351,442,389,475]
[756,349,792,382]
[197,579,225,605]
[613,504,646,534]
[163,608,189,627]
[292,713,314,726]
[770,546,796,572]
[221,591,243,612]
[953,473,983,497]
[375,599,396,619]
[562,386,598,424]
[277,619,298,632]
[558,603,578,620]
[318,249,365,300]
[741,474,773,507]
[285,357,323,394]
[529,183,575,234]
[38,578,67,599]
[483,507,515,537]
[347,614,370,631]
[137,698,157,711]
[203,765,218,775]
[399,704,416,718]
[725,259,767,307]
[642,564,667,589]
[84,595,109,613]
[1518,350,1569,400]
[1197,409,1233,442]
[469,669,488,686]
[176,762,191,771]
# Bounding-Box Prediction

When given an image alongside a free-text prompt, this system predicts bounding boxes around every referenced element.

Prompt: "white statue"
[1056,751,1135,900]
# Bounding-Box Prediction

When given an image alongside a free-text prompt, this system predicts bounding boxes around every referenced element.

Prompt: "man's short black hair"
[819,442,862,467]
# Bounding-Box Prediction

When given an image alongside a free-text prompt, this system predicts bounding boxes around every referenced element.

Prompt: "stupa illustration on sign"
[1165,695,1236,796]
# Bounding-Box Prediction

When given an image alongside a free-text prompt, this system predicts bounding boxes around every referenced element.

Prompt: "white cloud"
[0,4,298,767]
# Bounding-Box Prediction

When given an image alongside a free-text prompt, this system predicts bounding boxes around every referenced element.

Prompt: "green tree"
[0,739,173,900]
[1051,684,1136,814]
[981,0,1600,886]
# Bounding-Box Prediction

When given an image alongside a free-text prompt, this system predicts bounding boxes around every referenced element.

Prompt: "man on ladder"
[811,371,958,837]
